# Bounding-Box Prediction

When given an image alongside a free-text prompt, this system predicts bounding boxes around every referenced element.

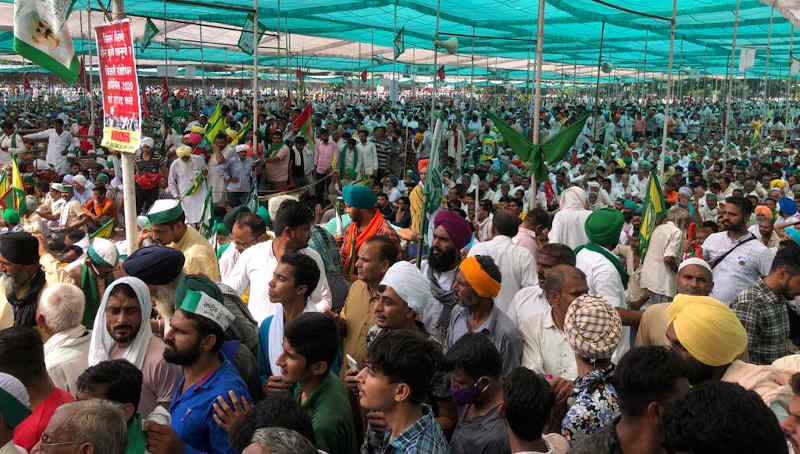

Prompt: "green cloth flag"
[292,104,314,146]
[245,177,259,213]
[141,18,159,51]
[90,219,114,239]
[80,264,100,329]
[199,186,214,238]
[204,103,225,145]
[423,125,443,215]
[1,158,27,215]
[13,0,80,83]
[639,170,667,261]
[237,13,267,55]
[486,111,589,182]
[181,173,206,199]
[393,27,405,59]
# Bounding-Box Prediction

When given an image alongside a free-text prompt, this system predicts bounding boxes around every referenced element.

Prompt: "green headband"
[147,203,184,225]
[87,244,117,268]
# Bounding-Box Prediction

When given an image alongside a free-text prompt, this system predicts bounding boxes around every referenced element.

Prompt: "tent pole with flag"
[787,27,795,142]
[415,117,445,268]
[245,177,259,213]
[430,0,442,131]
[639,170,667,262]
[199,185,214,238]
[722,0,742,153]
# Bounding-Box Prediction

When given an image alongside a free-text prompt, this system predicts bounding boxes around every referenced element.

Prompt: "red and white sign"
[95,19,141,153]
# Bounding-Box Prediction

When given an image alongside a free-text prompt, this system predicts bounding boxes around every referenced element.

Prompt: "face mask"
[450,378,488,406]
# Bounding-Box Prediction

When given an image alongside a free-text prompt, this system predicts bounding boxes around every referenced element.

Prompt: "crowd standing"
[5,86,800,453]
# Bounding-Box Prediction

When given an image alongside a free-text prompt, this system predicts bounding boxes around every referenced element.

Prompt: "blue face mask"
[450,378,488,406]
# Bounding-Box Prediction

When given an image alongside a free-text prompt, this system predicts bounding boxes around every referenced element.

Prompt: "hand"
[32,233,47,256]
[212,390,252,437]
[263,375,291,396]
[344,366,360,393]
[547,375,573,402]
[144,422,184,454]
[367,411,387,437]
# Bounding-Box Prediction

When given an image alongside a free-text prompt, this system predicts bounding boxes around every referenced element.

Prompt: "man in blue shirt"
[145,275,250,454]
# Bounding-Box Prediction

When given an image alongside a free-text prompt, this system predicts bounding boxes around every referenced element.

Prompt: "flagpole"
[592,21,605,141]
[393,1,397,107]
[199,19,206,91]
[658,0,677,181]
[253,0,259,158]
[276,0,281,103]
[371,28,375,99]
[786,26,794,142]
[763,4,774,121]
[86,6,96,128]
[532,0,545,146]
[723,0,741,152]
[430,0,441,131]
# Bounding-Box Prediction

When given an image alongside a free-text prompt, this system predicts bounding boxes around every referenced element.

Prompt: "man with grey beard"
[0,231,75,329]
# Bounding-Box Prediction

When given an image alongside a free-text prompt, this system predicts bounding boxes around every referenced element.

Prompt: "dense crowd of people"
[2,86,800,453]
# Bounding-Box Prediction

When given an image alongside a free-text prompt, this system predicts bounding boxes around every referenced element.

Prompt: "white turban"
[235,144,249,153]
[268,194,299,222]
[678,257,712,273]
[141,137,154,148]
[379,261,431,316]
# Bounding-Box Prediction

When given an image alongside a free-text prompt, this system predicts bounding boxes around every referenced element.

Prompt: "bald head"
[676,264,714,296]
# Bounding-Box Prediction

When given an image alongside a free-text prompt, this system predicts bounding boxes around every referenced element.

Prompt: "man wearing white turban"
[548,187,592,250]
[88,276,182,417]
[167,145,208,224]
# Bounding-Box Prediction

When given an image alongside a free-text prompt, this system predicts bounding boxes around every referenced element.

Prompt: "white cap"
[678,257,712,273]
[72,174,87,186]
[88,238,119,268]
[378,261,431,316]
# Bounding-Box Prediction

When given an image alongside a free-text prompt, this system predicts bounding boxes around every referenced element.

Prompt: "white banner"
[739,47,756,73]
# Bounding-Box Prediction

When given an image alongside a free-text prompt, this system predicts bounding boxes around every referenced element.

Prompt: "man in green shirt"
[276,312,357,454]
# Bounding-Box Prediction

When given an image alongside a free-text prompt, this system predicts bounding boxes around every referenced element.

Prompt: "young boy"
[277,313,356,454]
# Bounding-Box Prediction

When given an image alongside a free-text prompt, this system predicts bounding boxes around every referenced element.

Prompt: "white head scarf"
[559,186,588,210]
[88,276,153,369]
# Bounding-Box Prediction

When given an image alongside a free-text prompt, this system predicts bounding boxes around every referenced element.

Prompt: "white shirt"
[0,133,24,165]
[24,128,72,168]
[43,325,91,396]
[468,235,538,316]
[548,209,591,250]
[222,240,332,324]
[521,308,578,380]
[356,141,378,177]
[639,221,684,297]
[218,244,241,282]
[507,284,550,328]
[575,247,630,360]
[702,231,774,305]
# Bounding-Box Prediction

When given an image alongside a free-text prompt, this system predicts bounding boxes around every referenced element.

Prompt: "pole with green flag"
[639,170,667,262]
[415,117,445,268]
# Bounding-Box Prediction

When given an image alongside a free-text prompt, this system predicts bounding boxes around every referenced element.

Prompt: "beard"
[0,270,29,298]
[107,322,140,345]
[163,337,202,366]
[428,246,458,273]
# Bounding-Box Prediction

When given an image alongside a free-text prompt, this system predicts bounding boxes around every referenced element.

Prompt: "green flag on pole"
[238,13,267,55]
[199,186,214,238]
[639,171,667,261]
[13,0,80,83]
[393,27,405,59]
[244,177,259,213]
[141,18,159,51]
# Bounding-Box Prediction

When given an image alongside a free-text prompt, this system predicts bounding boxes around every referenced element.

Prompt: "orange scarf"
[343,211,385,272]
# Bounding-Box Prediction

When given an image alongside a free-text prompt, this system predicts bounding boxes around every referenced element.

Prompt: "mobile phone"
[346,354,360,371]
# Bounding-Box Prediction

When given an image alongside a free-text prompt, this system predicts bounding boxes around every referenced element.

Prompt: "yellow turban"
[667,294,747,367]
[771,179,786,189]
[190,125,205,134]
[176,145,192,158]
[226,128,237,140]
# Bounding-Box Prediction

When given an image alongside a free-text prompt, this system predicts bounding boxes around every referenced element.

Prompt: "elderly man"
[508,243,576,328]
[35,283,90,396]
[636,257,715,348]
[521,265,588,382]
[666,294,793,410]
[468,209,538,317]
[0,372,30,453]
[0,232,75,329]
[446,255,523,376]
[167,145,208,224]
[63,237,119,328]
[639,208,689,307]
[422,210,473,343]
[147,199,220,282]
[88,276,182,417]
[339,185,400,280]
[144,275,250,454]
[38,400,128,454]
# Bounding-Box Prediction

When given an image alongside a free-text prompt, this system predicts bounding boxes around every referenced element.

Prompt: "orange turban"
[459,256,501,298]
[418,159,430,173]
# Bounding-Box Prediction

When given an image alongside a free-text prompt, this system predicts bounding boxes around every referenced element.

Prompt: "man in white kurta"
[167,146,208,224]
[39,284,91,396]
[0,121,25,166]
[548,187,592,250]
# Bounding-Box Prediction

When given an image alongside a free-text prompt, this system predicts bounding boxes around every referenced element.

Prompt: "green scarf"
[574,242,629,289]
[80,264,101,329]
[266,141,285,158]
[338,146,359,180]
[126,414,147,454]
[216,242,231,259]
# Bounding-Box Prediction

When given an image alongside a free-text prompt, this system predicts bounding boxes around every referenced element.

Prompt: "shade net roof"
[0,0,795,81]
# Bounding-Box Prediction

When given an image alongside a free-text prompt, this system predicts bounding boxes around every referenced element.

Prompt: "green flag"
[423,128,443,215]
[13,0,80,83]
[199,186,214,238]
[237,13,267,55]
[181,173,206,199]
[245,177,259,213]
[203,103,226,145]
[141,18,159,51]
[639,170,667,261]
[393,27,405,59]
[486,111,589,181]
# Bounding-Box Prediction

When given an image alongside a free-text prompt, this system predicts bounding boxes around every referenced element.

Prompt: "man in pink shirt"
[314,128,337,204]
[264,131,290,189]
[513,208,548,258]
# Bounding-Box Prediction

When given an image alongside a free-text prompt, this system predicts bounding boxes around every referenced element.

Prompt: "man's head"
[38,399,128,454]
[268,253,320,306]
[103,280,146,347]
[781,372,800,452]
[584,208,625,249]
[92,186,107,204]
[661,381,788,454]
[147,199,186,245]
[535,243,575,287]
[273,200,313,251]
[230,396,316,452]
[343,185,378,224]
[232,212,267,254]
[0,232,40,298]
[0,327,47,384]
[454,255,501,308]
[213,133,228,151]
[675,258,714,296]
[75,359,142,422]
[491,209,520,238]
[721,196,752,234]
[356,329,444,412]
[244,428,316,454]
[767,244,800,299]
[430,210,472,273]
[356,235,398,285]
[35,283,84,339]
[542,264,588,315]
[500,367,554,443]
[666,295,747,384]
[277,313,339,384]
[445,333,501,407]
[375,261,431,330]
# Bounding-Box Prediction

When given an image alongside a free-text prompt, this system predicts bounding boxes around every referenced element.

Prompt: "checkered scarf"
[564,294,621,361]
